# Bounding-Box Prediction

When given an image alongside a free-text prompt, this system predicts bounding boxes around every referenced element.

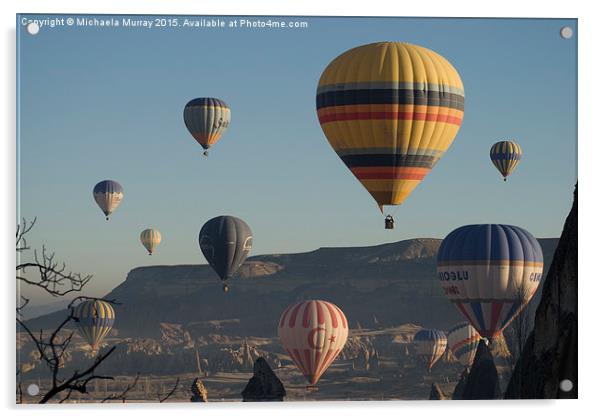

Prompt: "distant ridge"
[24,237,559,339]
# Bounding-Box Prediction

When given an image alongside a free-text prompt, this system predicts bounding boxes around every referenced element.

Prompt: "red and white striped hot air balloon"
[278,300,348,387]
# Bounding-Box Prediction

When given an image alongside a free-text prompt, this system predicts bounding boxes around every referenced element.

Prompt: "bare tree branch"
[158,378,180,403]
[39,347,116,404]
[16,219,118,404]
[17,296,30,317]
[17,246,92,297]
[16,217,36,253]
[101,373,140,403]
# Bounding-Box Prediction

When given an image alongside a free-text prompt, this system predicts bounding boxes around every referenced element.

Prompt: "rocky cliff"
[505,185,577,399]
[461,340,501,400]
[24,237,558,340]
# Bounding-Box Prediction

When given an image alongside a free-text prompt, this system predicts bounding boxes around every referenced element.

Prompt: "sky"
[17,15,577,304]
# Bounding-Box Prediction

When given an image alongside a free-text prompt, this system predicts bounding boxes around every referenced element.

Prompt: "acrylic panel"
[16,14,577,403]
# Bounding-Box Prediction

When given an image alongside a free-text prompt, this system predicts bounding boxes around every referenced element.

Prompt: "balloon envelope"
[73,300,115,350]
[413,329,447,370]
[278,300,348,385]
[490,140,522,180]
[93,180,123,219]
[447,322,481,367]
[199,216,253,282]
[437,224,544,339]
[183,98,231,150]
[316,42,465,212]
[140,229,162,255]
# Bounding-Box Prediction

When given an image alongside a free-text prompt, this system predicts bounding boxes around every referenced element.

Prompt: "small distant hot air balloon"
[199,216,252,292]
[278,300,348,389]
[316,42,465,228]
[140,228,162,255]
[72,300,115,352]
[490,140,522,181]
[413,329,447,371]
[183,98,231,156]
[437,224,544,340]
[93,180,124,220]
[447,322,481,368]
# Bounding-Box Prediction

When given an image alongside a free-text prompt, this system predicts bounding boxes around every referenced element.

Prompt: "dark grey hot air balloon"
[199,216,253,292]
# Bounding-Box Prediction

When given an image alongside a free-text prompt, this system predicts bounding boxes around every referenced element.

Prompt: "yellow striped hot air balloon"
[490,140,522,181]
[140,228,162,255]
[316,42,465,228]
[72,300,115,352]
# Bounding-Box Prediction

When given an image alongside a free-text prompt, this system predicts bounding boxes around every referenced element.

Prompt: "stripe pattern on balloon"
[447,321,481,367]
[93,180,124,219]
[140,228,162,255]
[413,328,447,370]
[437,224,544,340]
[183,98,231,150]
[316,42,465,210]
[278,300,348,385]
[490,140,522,180]
[73,300,115,351]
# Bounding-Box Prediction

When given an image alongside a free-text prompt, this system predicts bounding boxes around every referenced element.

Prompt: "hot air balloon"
[490,140,522,181]
[437,224,544,340]
[447,322,481,368]
[72,300,115,351]
[183,98,231,156]
[199,216,252,292]
[316,42,465,228]
[278,300,348,388]
[413,329,447,371]
[140,228,162,255]
[93,180,124,221]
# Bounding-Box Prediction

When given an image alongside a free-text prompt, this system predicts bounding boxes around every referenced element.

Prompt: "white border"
[2,1,597,417]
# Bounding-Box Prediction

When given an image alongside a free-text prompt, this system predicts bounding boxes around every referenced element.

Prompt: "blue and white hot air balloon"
[93,180,124,220]
[413,329,447,371]
[437,224,544,340]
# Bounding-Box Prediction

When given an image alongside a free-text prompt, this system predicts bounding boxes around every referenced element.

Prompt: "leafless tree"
[17,296,119,403]
[157,378,180,403]
[101,373,140,403]
[16,218,117,403]
[17,218,92,312]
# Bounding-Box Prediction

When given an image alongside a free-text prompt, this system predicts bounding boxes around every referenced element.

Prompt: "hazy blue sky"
[17,15,577,303]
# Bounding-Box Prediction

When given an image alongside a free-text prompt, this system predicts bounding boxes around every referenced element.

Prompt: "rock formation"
[25,238,559,339]
[429,382,446,400]
[505,185,577,399]
[241,357,286,401]
[461,340,501,399]
[190,378,208,402]
[160,323,193,347]
[451,368,469,400]
[368,348,380,371]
